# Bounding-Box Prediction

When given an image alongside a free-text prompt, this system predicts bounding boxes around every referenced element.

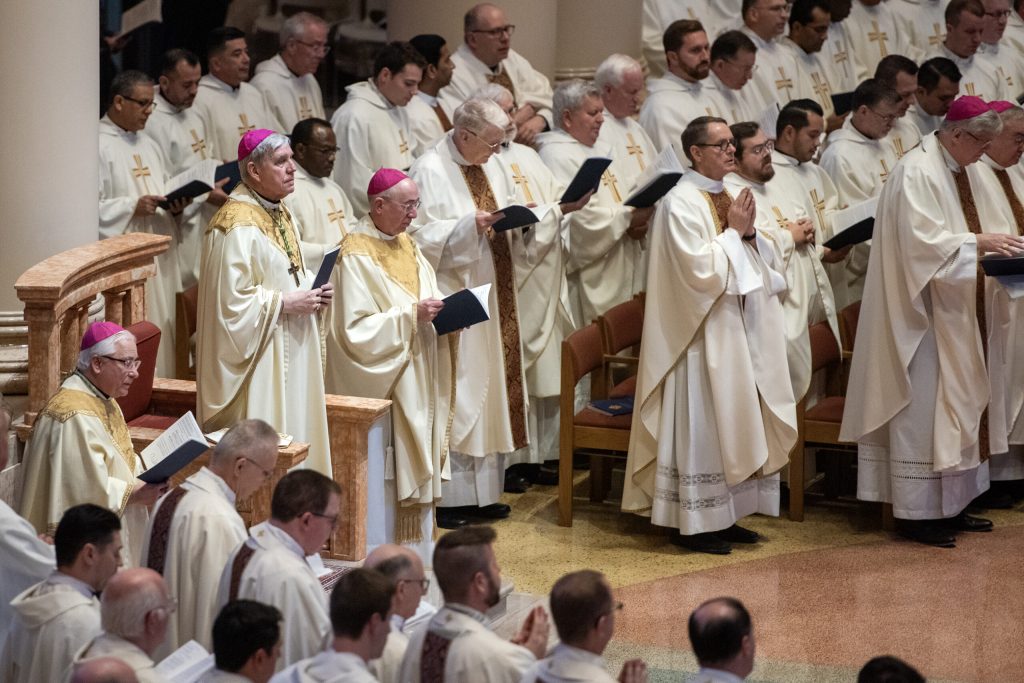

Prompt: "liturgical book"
[433,283,492,335]
[159,159,241,208]
[823,197,877,250]
[153,640,214,682]
[138,412,209,484]
[588,397,634,416]
[311,245,341,290]
[831,92,855,117]
[625,172,684,208]
[560,157,613,203]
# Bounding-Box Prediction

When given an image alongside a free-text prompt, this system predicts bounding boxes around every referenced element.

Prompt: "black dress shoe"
[503,473,531,494]
[670,531,732,555]
[969,489,1014,510]
[456,503,512,520]
[436,508,471,529]
[717,524,760,544]
[896,521,956,548]
[938,511,994,532]
[530,466,559,486]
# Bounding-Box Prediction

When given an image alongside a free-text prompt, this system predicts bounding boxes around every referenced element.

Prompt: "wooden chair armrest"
[604,354,639,366]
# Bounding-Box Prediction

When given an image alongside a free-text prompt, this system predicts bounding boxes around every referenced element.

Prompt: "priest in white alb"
[639,20,719,152]
[407,34,457,157]
[782,0,844,127]
[19,323,165,566]
[706,31,771,128]
[331,42,423,215]
[408,98,526,526]
[196,129,332,475]
[191,27,274,162]
[873,56,924,160]
[978,0,1024,102]
[908,57,963,136]
[325,168,455,549]
[250,12,327,133]
[845,0,919,82]
[926,0,1008,101]
[840,97,1024,547]
[622,117,797,556]
[216,471,339,672]
[140,419,279,658]
[740,0,802,109]
[539,80,652,326]
[641,0,713,79]
[99,70,187,377]
[1,504,121,683]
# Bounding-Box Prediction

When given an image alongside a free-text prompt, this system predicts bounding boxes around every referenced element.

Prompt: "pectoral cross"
[879,159,890,183]
[811,72,832,109]
[190,129,208,159]
[809,188,827,230]
[298,96,313,120]
[288,263,301,286]
[771,206,788,230]
[237,113,255,137]
[327,198,346,230]
[625,133,646,171]
[775,67,794,100]
[928,23,944,47]
[868,21,889,58]
[399,131,410,156]
[891,137,906,160]
[132,154,152,194]
[602,170,622,203]
[510,163,535,203]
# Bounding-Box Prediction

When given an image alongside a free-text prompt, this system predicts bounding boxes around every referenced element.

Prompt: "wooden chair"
[598,295,644,399]
[174,284,199,380]
[558,322,632,527]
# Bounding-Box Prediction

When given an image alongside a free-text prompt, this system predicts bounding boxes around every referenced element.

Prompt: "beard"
[484,571,501,608]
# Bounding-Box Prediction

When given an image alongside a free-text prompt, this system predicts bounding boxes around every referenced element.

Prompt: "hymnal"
[624,172,683,208]
[560,157,613,203]
[432,283,492,336]
[158,159,240,209]
[138,412,209,484]
[153,640,214,682]
[823,197,878,250]
[588,397,634,416]
[981,254,1024,276]
[831,92,855,117]
[215,160,242,193]
[311,245,341,290]
[491,205,540,232]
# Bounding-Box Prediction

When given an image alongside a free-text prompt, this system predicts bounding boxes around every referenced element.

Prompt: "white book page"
[306,552,333,578]
[141,412,206,469]
[165,159,219,194]
[469,283,492,318]
[634,144,687,190]
[154,640,214,682]
[832,197,878,234]
[119,0,162,36]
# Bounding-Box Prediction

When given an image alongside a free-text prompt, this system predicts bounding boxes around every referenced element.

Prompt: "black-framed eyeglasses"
[241,456,273,479]
[384,197,422,213]
[101,355,142,371]
[696,138,737,153]
[466,128,503,151]
[470,24,515,37]
[868,107,898,124]
[398,578,431,592]
[294,39,331,55]
[121,95,156,112]
[310,511,339,527]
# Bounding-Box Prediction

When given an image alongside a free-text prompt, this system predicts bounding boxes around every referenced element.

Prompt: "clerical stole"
[228,544,257,602]
[419,631,453,683]
[145,487,189,575]
[702,190,732,234]
[995,169,1024,236]
[457,164,528,449]
[489,69,518,106]
[952,169,990,461]
[433,105,453,132]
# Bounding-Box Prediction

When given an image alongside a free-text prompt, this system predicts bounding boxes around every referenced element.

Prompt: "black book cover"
[432,288,490,335]
[560,157,612,203]
[624,172,683,208]
[823,217,874,250]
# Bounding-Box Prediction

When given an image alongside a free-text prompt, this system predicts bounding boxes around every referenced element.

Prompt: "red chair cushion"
[609,375,636,399]
[574,407,633,430]
[127,414,177,430]
[116,321,160,422]
[804,396,845,423]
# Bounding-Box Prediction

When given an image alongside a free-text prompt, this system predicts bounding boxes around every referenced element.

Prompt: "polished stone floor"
[490,473,1024,683]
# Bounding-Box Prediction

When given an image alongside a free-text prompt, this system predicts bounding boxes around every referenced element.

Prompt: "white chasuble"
[725,173,840,403]
[537,130,642,325]
[641,0,711,79]
[704,73,769,130]
[819,118,899,306]
[99,115,183,377]
[1,574,100,683]
[70,633,168,683]
[638,73,721,152]
[780,36,840,120]
[325,216,454,513]
[926,44,1008,101]
[399,605,536,683]
[845,1,919,81]
[140,467,247,658]
[216,522,330,672]
[19,373,148,566]
[272,650,377,683]
[250,54,325,134]
[978,41,1024,104]
[439,44,553,128]
[1005,9,1024,54]
[196,184,331,476]
[407,92,450,159]
[495,142,572,465]
[284,162,355,267]
[840,133,994,519]
[331,79,415,216]
[192,75,274,162]
[891,0,948,55]
[0,502,54,646]
[739,28,801,111]
[822,21,858,94]
[621,170,796,535]
[521,644,618,683]
[409,135,531,506]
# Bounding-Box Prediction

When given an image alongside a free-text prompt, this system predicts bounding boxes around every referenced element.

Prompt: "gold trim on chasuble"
[340,233,421,299]
[206,189,306,274]
[457,163,528,449]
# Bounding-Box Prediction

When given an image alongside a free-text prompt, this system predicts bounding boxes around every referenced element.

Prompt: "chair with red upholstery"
[116,321,192,430]
[598,295,644,400]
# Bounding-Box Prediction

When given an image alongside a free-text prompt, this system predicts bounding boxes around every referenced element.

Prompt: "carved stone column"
[0,0,99,395]
[555,0,643,82]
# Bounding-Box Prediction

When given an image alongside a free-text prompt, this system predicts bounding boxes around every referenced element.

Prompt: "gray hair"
[998,105,1024,126]
[76,330,136,373]
[101,579,166,639]
[240,132,292,182]
[940,109,1003,137]
[471,83,514,108]
[280,11,328,47]
[453,97,510,135]
[594,54,643,90]
[210,418,279,468]
[553,79,601,131]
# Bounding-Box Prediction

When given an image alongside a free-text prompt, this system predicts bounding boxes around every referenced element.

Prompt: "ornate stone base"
[0,310,28,395]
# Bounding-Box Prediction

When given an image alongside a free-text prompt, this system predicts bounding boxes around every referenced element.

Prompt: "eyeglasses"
[986,9,1012,18]
[963,129,993,148]
[241,456,273,479]
[466,128,503,151]
[122,95,156,112]
[747,140,774,156]
[311,511,339,528]
[294,39,331,55]
[868,108,898,124]
[696,138,737,153]
[762,1,793,14]
[384,197,422,213]
[398,578,431,592]
[101,355,142,371]
[470,24,515,37]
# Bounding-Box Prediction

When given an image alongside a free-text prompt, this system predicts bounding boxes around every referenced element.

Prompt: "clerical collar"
[155,89,184,115]
[73,370,111,400]
[936,134,961,173]
[48,570,98,599]
[445,132,475,167]
[663,70,702,91]
[390,613,406,632]
[773,149,801,167]
[684,168,724,193]
[245,184,282,211]
[262,520,307,560]
[981,154,1007,171]
[373,224,398,241]
[445,602,490,625]
[199,466,237,504]
[416,91,439,107]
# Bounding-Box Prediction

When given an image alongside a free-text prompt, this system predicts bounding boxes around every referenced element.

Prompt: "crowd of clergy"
[4,0,1024,679]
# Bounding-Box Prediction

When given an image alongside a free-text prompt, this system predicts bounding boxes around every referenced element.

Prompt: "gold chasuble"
[458,164,528,449]
[197,184,331,476]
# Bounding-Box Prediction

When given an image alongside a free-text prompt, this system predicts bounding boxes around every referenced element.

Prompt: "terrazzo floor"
[489,472,1024,683]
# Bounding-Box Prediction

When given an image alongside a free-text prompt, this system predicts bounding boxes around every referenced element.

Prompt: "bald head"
[365,544,426,619]
[69,657,139,683]
[101,568,171,655]
[688,597,755,677]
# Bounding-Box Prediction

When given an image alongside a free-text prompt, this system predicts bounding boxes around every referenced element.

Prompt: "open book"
[432,283,492,335]
[158,160,241,209]
[491,204,554,232]
[624,172,683,208]
[560,157,613,203]
[138,412,209,484]
[154,640,215,682]
[823,197,877,250]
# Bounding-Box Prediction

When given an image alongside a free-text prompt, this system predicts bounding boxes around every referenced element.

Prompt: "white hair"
[280,11,327,47]
[552,79,601,131]
[470,82,513,107]
[594,53,643,90]
[76,330,135,373]
[100,580,166,639]
[240,132,292,183]
[999,105,1024,125]
[940,109,1003,137]
[453,97,510,135]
